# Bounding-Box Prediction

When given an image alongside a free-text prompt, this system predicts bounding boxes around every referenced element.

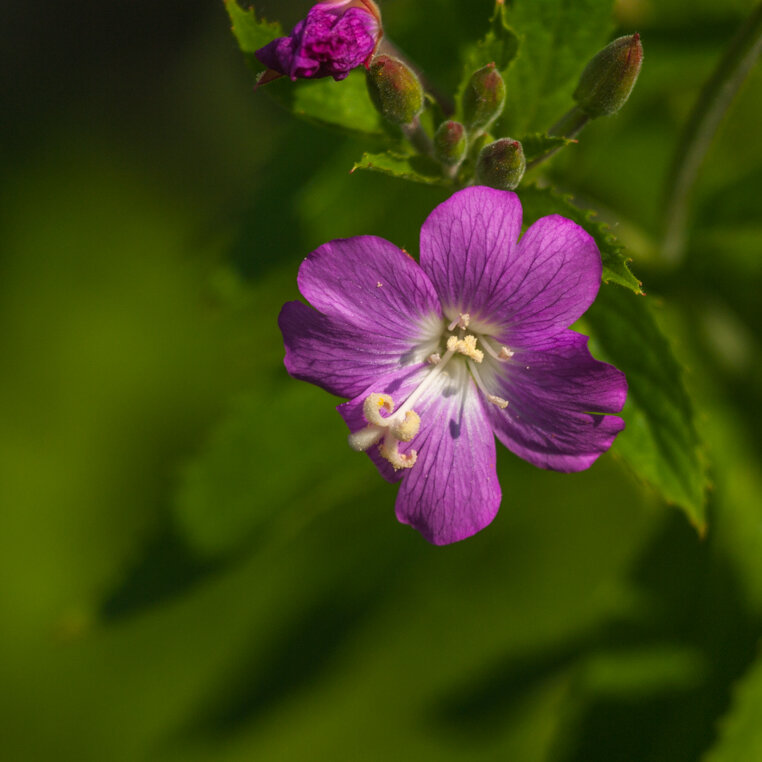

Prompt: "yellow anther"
[363,393,394,425]
[499,346,514,360]
[487,394,509,409]
[447,334,484,363]
[427,353,441,365]
[391,410,420,442]
[379,439,418,470]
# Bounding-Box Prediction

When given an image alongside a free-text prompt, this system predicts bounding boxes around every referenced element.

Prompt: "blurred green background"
[1,0,761,760]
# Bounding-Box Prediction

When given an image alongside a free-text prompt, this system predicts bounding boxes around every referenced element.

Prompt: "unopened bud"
[573,33,643,118]
[475,138,526,191]
[367,55,424,125]
[462,63,506,132]
[433,121,467,166]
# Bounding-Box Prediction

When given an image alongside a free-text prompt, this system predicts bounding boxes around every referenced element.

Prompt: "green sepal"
[223,0,282,72]
[519,132,577,164]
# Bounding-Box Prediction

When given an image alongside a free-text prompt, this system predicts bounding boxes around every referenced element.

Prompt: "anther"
[447,312,471,331]
[447,334,484,362]
[379,438,418,470]
[499,346,514,360]
[487,394,509,409]
[390,410,420,442]
[363,393,394,425]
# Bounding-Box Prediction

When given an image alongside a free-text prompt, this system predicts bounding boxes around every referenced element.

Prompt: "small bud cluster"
[254,1,643,189]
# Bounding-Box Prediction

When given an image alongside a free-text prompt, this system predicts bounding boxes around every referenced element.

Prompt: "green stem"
[662,2,762,265]
[525,105,589,172]
[401,117,434,158]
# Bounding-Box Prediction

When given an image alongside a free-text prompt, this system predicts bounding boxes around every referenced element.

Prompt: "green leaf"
[499,0,614,135]
[455,1,520,122]
[519,184,642,293]
[351,151,451,187]
[519,132,576,164]
[223,0,282,71]
[583,286,709,532]
[703,651,762,762]
[174,383,371,558]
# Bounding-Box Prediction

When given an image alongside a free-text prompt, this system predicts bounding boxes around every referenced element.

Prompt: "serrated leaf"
[584,286,708,532]
[455,1,520,122]
[519,184,642,293]
[351,151,451,187]
[223,0,282,71]
[519,132,576,164]
[703,651,762,762]
[499,0,614,135]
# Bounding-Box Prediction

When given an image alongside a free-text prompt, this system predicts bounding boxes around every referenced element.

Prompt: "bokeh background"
[2,0,761,759]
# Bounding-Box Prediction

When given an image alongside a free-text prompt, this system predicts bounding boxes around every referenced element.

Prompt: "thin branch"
[661,2,762,265]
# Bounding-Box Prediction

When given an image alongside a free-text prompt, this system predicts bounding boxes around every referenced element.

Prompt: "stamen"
[481,336,515,361]
[427,352,441,365]
[363,393,394,425]
[468,359,509,410]
[447,312,471,331]
[447,334,484,363]
[348,426,384,451]
[379,432,417,470]
[390,410,420,442]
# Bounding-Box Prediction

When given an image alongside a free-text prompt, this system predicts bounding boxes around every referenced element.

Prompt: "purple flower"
[278,187,627,545]
[256,0,382,82]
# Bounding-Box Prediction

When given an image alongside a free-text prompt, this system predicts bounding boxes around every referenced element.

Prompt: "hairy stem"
[662,2,762,265]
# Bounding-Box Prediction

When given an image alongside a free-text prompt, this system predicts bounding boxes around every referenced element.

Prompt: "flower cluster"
[279,188,627,545]
[256,0,382,82]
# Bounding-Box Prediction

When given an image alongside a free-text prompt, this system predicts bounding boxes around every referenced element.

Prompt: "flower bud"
[573,33,643,118]
[475,138,526,191]
[366,55,424,126]
[462,63,506,132]
[255,0,382,83]
[433,121,467,166]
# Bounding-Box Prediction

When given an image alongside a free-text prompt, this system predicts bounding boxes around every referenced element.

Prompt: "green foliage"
[223,0,281,71]
[499,0,615,135]
[704,652,762,761]
[352,150,451,186]
[519,132,577,163]
[584,287,709,532]
[520,184,642,293]
[175,383,370,558]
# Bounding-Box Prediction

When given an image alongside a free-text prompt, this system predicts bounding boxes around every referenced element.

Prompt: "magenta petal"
[394,366,501,545]
[496,215,602,345]
[419,187,523,323]
[298,235,442,341]
[279,301,424,399]
[487,330,626,472]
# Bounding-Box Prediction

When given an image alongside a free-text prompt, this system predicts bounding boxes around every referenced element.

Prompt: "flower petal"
[495,215,602,345]
[298,235,442,344]
[394,363,501,545]
[419,186,523,324]
[486,330,626,471]
[279,301,426,399]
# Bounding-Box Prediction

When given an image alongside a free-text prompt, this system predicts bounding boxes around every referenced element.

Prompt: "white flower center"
[349,312,515,470]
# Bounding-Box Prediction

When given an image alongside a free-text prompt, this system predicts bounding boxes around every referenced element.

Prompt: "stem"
[525,105,589,172]
[401,117,435,158]
[662,2,762,265]
[378,37,455,116]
